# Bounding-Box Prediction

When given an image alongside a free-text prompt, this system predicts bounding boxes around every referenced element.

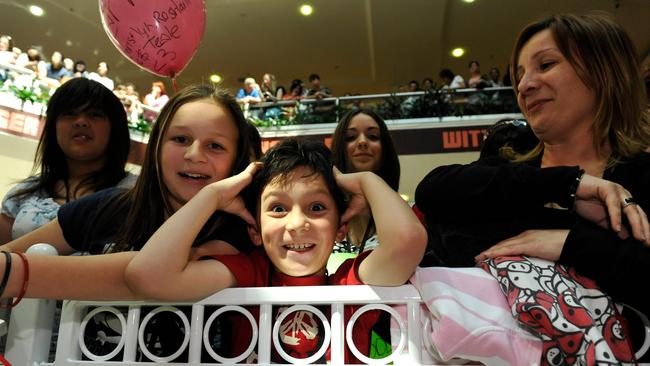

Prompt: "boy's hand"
[211,162,262,227]
[333,167,369,224]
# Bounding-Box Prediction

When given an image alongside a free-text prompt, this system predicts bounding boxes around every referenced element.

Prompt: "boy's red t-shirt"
[211,250,377,364]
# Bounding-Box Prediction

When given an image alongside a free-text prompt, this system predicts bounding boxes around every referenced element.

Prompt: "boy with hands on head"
[125,139,427,361]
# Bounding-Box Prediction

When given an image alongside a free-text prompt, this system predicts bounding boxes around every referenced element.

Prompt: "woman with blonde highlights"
[415,13,650,317]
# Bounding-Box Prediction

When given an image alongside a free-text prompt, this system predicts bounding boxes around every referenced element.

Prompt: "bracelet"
[0,252,29,308]
[0,251,12,299]
[568,168,585,212]
[11,252,29,308]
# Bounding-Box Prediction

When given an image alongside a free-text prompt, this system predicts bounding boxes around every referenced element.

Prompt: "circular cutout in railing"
[346,304,406,365]
[78,306,127,361]
[203,305,258,363]
[137,305,191,362]
[272,304,331,364]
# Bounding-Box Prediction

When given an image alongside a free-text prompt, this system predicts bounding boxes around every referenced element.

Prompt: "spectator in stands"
[439,68,465,89]
[73,60,88,78]
[63,57,74,74]
[422,78,434,92]
[276,86,286,99]
[15,47,42,72]
[43,51,72,82]
[121,82,141,122]
[0,34,15,65]
[113,84,126,100]
[467,60,490,89]
[282,79,304,100]
[408,80,420,92]
[488,67,504,87]
[401,80,421,116]
[416,14,650,319]
[0,78,134,244]
[0,34,14,81]
[125,83,138,99]
[260,73,284,101]
[143,81,169,122]
[304,73,332,99]
[88,61,114,90]
[330,108,401,254]
[235,77,262,105]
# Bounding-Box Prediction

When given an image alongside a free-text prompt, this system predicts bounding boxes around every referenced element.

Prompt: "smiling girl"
[330,108,400,253]
[0,84,253,293]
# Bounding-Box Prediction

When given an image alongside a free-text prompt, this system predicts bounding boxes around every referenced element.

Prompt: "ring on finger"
[622,197,637,208]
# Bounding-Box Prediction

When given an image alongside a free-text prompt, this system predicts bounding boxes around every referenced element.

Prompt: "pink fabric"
[406,267,543,365]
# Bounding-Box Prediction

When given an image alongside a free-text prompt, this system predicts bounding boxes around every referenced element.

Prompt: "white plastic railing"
[50,285,431,365]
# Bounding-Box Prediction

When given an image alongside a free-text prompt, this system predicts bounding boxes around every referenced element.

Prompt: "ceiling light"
[462,0,476,3]
[299,4,313,16]
[29,5,44,16]
[451,47,465,58]
[210,74,222,83]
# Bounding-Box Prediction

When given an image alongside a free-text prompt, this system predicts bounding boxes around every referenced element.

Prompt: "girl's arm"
[125,163,259,301]
[0,219,76,255]
[336,170,427,286]
[1,251,140,301]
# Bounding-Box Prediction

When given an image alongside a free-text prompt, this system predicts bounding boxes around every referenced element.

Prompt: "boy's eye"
[208,142,224,150]
[311,203,326,212]
[271,205,286,213]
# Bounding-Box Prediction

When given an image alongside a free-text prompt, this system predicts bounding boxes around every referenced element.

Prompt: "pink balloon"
[99,0,206,78]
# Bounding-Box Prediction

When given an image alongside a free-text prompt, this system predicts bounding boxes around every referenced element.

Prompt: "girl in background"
[330,108,400,253]
[1,78,133,244]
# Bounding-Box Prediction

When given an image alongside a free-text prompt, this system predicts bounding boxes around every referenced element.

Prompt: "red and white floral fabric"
[479,256,636,366]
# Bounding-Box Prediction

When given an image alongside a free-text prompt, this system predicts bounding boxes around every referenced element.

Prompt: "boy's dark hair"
[244,139,347,218]
[308,73,320,82]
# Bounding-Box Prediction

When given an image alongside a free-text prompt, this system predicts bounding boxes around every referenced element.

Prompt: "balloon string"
[172,77,178,93]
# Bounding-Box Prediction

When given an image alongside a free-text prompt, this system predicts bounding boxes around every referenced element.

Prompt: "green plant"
[128,117,152,135]
[9,76,49,105]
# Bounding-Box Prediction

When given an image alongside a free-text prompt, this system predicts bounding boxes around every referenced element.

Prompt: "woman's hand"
[576,174,649,244]
[474,229,569,262]
[333,167,369,224]
[209,162,262,227]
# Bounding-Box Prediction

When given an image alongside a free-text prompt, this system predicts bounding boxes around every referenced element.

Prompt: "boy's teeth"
[285,243,315,250]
